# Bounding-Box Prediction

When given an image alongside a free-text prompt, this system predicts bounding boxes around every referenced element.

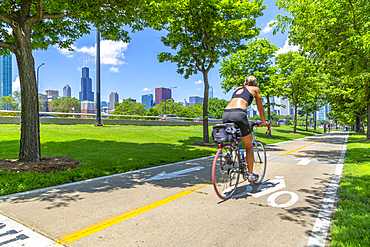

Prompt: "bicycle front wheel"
[212,144,240,200]
[253,140,267,185]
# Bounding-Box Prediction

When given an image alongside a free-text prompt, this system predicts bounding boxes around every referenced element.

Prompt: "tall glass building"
[155,87,171,105]
[0,55,12,97]
[79,67,94,102]
[189,96,203,106]
[63,85,71,98]
[142,94,153,110]
[209,86,213,98]
[109,92,119,109]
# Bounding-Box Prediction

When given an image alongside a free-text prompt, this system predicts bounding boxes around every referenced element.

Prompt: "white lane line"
[306,133,348,247]
[0,214,62,246]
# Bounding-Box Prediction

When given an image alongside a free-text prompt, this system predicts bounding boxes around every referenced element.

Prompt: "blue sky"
[11,1,298,104]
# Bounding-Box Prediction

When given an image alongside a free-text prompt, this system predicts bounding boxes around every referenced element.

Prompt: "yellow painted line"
[281,135,330,156]
[55,184,208,245]
[281,145,308,156]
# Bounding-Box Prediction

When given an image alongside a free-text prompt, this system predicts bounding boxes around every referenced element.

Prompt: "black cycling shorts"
[222,108,252,137]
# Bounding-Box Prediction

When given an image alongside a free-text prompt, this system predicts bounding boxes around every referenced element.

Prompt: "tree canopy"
[275,0,370,139]
[0,0,160,162]
[48,97,81,114]
[157,0,265,142]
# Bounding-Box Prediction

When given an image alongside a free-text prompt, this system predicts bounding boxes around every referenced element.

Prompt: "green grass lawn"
[330,132,370,247]
[0,124,326,196]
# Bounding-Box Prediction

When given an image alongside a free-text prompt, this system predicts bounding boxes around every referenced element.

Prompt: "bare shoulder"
[246,86,261,97]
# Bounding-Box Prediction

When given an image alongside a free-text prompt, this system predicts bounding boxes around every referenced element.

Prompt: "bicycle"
[211,122,271,200]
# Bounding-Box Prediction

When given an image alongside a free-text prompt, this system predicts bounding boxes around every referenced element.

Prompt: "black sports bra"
[231,87,253,105]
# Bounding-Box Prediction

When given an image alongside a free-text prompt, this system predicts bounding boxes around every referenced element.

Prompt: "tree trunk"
[202,71,209,143]
[293,101,298,133]
[305,113,308,131]
[358,116,365,134]
[313,111,317,130]
[266,96,272,138]
[366,101,370,141]
[366,80,370,141]
[13,22,41,162]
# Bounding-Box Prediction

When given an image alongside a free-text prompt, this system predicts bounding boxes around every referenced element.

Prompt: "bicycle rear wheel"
[252,140,267,185]
[212,144,240,200]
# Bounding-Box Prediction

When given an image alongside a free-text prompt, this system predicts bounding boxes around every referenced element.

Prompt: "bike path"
[0,131,348,246]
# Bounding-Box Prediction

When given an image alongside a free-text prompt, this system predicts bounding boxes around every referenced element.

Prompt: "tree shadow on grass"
[0,137,217,208]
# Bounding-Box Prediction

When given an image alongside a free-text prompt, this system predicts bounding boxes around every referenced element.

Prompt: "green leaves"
[114,98,147,116]
[219,38,279,93]
[48,97,81,114]
[157,0,266,77]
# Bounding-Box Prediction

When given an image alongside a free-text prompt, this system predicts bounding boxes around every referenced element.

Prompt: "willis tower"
[79,67,94,101]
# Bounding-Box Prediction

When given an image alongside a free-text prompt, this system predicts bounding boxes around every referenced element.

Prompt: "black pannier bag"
[212,123,241,143]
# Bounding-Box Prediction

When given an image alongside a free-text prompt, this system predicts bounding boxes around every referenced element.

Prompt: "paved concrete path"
[0,131,348,247]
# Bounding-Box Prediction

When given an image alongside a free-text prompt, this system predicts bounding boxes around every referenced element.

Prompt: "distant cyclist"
[222,75,267,182]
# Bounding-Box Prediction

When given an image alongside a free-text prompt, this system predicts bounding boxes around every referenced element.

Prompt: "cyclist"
[222,75,267,182]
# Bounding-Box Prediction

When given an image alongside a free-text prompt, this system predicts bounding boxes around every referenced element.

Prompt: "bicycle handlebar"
[251,122,271,134]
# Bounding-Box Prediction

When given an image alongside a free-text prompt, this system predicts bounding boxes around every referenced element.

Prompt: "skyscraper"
[155,87,171,105]
[79,67,94,101]
[0,55,12,98]
[109,92,119,109]
[45,90,59,112]
[189,96,204,106]
[63,85,71,98]
[209,86,213,98]
[142,94,154,110]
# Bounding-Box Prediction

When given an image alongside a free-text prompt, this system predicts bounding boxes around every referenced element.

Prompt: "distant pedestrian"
[328,124,331,133]
[324,124,327,134]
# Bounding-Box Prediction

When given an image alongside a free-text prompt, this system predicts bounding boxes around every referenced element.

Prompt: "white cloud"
[12,76,20,92]
[275,38,300,55]
[261,20,276,34]
[196,88,202,91]
[58,40,129,65]
[109,67,120,73]
[58,45,76,58]
[194,80,202,84]
[143,88,151,92]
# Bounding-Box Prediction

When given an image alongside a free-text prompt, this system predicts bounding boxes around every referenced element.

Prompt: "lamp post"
[164,86,177,114]
[95,30,103,126]
[36,63,45,92]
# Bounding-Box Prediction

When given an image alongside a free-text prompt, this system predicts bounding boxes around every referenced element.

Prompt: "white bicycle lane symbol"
[231,176,299,208]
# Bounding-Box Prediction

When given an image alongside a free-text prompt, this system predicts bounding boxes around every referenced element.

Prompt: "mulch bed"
[0,157,80,173]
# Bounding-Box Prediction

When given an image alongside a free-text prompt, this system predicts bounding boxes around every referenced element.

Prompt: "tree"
[114,98,146,117]
[325,75,367,133]
[220,38,279,137]
[48,97,81,115]
[0,94,18,110]
[157,0,265,143]
[275,0,370,140]
[208,98,228,119]
[273,52,324,133]
[180,104,203,119]
[0,0,157,162]
[153,99,184,116]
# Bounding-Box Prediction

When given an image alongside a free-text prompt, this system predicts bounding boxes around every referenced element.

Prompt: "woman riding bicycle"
[222,75,267,182]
